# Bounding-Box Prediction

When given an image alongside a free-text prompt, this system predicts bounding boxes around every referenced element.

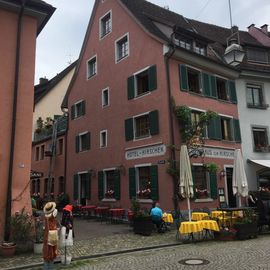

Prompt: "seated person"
[150,202,164,232]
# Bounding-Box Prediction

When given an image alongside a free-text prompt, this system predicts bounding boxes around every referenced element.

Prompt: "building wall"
[33,68,75,132]
[31,135,66,197]
[0,9,37,240]
[236,77,270,191]
[66,0,173,210]
[66,0,241,211]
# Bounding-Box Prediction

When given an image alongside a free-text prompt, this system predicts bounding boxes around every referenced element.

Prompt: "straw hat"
[43,202,56,217]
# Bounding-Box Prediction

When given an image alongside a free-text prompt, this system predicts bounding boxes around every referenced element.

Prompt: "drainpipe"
[61,109,69,194]
[4,0,26,242]
[164,39,178,212]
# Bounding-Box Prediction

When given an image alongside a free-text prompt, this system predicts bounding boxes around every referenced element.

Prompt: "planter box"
[133,216,154,236]
[33,242,43,254]
[233,222,258,240]
[214,231,236,241]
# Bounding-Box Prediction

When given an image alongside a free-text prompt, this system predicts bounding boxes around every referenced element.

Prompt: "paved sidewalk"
[0,219,178,270]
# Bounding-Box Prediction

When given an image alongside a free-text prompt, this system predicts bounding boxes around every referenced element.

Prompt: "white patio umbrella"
[179,145,194,221]
[232,149,249,207]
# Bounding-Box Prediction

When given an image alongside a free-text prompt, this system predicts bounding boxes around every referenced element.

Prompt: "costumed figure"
[43,202,58,270]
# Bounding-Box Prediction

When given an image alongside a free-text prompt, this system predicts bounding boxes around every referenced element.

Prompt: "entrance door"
[226,168,236,207]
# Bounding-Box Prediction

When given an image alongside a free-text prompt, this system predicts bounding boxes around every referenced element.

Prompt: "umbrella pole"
[238,196,242,207]
[187,197,191,221]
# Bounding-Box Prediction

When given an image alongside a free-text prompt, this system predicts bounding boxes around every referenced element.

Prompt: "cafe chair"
[151,215,166,233]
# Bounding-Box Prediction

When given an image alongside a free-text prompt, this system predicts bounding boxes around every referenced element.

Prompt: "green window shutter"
[129,168,136,199]
[125,118,134,141]
[229,81,237,103]
[209,172,218,199]
[73,174,79,200]
[210,75,217,98]
[179,64,188,91]
[82,100,86,116]
[75,135,80,153]
[149,110,159,135]
[148,65,157,91]
[233,119,241,142]
[202,73,211,96]
[150,165,159,201]
[98,171,104,200]
[86,132,91,150]
[207,116,221,140]
[127,75,135,100]
[215,116,222,140]
[114,170,121,200]
[71,105,75,120]
[85,172,91,199]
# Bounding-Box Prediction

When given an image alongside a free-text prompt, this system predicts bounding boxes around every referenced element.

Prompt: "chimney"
[261,24,268,34]
[231,25,239,33]
[39,77,48,85]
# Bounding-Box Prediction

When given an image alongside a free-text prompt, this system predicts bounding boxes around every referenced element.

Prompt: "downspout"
[164,39,177,212]
[4,0,26,241]
[61,109,69,194]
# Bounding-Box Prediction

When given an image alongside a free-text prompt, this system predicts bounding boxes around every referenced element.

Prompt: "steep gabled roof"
[0,0,55,35]
[120,0,264,48]
[34,60,77,105]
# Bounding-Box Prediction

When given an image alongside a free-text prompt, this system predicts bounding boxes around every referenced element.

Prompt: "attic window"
[247,48,269,64]
[174,36,192,50]
[194,42,206,56]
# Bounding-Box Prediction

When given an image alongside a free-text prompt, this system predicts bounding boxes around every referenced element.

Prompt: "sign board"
[125,144,166,160]
[203,147,234,159]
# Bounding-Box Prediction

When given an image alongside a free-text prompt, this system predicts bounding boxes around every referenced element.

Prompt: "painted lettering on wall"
[125,144,166,160]
[203,147,234,159]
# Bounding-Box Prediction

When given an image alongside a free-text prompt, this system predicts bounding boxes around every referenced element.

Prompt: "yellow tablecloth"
[179,221,203,234]
[198,220,220,232]
[211,210,226,218]
[191,212,209,221]
[162,213,173,223]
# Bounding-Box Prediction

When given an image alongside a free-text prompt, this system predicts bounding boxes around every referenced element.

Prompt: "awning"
[248,159,270,168]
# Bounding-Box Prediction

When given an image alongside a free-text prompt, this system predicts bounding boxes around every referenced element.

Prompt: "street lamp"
[224,31,245,66]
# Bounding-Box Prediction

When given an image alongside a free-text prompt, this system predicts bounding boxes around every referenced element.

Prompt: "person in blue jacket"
[150,202,164,232]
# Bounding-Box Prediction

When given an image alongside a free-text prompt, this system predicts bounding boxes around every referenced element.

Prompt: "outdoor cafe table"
[179,221,203,234]
[198,220,220,232]
[81,205,96,218]
[109,208,125,222]
[162,213,173,223]
[191,212,209,221]
[95,206,110,221]
[217,207,256,228]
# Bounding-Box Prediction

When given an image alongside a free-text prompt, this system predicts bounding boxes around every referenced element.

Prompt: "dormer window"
[247,48,269,64]
[194,42,206,56]
[174,36,192,50]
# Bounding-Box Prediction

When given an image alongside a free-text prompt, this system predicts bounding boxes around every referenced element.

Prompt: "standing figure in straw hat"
[43,202,58,270]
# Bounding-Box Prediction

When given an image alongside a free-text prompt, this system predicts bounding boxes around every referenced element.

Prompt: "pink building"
[62,0,243,212]
[0,0,54,241]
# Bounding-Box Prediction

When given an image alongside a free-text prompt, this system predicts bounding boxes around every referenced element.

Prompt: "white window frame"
[74,99,84,118]
[100,129,108,148]
[192,163,212,202]
[115,33,129,63]
[79,131,89,152]
[99,10,112,39]
[87,55,97,80]
[133,111,151,141]
[102,87,110,107]
[135,163,152,202]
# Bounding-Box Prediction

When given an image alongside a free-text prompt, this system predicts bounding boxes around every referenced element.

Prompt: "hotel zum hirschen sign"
[203,147,234,159]
[125,144,166,160]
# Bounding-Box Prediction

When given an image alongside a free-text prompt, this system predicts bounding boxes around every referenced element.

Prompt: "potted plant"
[204,162,219,173]
[9,208,34,253]
[131,198,154,236]
[0,241,16,257]
[233,208,258,240]
[33,216,44,254]
[35,117,44,133]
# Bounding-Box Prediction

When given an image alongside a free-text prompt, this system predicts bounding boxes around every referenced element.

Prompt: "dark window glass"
[187,68,201,93]
[137,166,151,199]
[216,78,228,100]
[193,166,209,198]
[117,35,128,61]
[136,70,149,96]
[253,128,268,151]
[247,84,263,107]
[135,114,150,138]
[221,118,232,141]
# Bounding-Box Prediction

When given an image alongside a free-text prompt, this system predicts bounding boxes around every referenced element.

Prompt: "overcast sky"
[35,0,270,84]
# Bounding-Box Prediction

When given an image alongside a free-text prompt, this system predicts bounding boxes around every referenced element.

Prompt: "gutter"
[4,0,26,241]
[164,40,178,212]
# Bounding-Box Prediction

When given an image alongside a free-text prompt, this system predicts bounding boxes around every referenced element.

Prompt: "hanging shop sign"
[125,144,166,160]
[203,147,234,159]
